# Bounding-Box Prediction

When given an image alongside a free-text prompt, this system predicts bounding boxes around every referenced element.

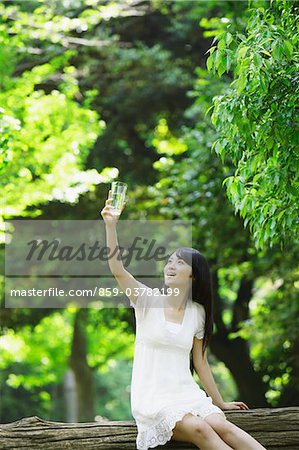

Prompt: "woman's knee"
[172,413,214,443]
[171,413,200,442]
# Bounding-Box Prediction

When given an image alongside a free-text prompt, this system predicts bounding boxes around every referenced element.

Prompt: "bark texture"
[1,407,298,449]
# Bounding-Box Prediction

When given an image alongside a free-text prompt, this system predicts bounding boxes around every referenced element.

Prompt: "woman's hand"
[100,190,126,226]
[221,401,249,411]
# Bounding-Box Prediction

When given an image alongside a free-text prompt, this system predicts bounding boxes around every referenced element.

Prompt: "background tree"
[206,0,299,250]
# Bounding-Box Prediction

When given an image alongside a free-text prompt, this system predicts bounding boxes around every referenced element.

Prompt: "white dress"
[129,282,226,450]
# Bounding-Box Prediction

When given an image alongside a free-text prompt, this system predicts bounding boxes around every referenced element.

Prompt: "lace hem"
[136,405,226,450]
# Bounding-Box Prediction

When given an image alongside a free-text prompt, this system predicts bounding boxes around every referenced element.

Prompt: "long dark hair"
[162,247,214,374]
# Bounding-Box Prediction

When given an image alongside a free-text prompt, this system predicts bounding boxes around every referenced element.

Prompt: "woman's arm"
[192,337,225,408]
[101,190,140,304]
[196,360,224,408]
[192,337,249,410]
[105,223,141,304]
[104,223,126,276]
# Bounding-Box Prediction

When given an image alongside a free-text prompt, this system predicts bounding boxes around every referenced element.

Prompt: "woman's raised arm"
[100,190,140,305]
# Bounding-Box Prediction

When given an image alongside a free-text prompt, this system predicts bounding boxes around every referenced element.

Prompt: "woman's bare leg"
[204,413,267,450]
[171,413,234,450]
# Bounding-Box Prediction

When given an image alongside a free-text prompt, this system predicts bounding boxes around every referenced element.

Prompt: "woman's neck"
[164,285,190,311]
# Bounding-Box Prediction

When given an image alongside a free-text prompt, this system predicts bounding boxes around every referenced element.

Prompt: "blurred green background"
[1,0,298,423]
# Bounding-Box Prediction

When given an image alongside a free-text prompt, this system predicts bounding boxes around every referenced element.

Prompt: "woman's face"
[163,252,192,286]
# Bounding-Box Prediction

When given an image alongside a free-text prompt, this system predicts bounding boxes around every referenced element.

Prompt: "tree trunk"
[1,408,298,449]
[69,308,95,422]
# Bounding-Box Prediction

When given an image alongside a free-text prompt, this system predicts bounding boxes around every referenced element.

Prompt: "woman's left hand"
[221,401,249,410]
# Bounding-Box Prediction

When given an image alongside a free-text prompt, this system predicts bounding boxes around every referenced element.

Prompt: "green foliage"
[0,6,118,241]
[0,307,135,420]
[152,118,187,158]
[0,311,72,420]
[0,109,20,175]
[206,0,299,250]
[0,312,72,389]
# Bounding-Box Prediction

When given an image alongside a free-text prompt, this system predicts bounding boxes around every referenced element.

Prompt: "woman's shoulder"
[192,301,206,317]
[192,301,204,310]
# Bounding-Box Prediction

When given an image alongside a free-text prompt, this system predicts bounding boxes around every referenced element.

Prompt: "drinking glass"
[111,181,127,215]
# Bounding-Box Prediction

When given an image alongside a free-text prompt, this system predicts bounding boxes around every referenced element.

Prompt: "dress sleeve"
[129,281,155,323]
[194,303,206,340]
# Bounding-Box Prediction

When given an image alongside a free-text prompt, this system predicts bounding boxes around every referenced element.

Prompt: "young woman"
[101,190,266,450]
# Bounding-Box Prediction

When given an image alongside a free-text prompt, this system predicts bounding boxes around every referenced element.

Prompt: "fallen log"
[0,407,298,449]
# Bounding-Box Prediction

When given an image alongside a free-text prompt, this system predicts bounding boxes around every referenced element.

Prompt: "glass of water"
[111,181,127,215]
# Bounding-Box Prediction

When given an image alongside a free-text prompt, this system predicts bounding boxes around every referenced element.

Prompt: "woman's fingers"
[239,402,248,409]
[234,401,249,410]
[101,204,113,214]
[101,190,126,220]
